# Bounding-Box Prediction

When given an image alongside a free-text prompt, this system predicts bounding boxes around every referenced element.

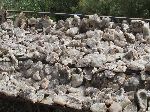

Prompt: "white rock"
[123,103,137,112]
[143,22,150,38]
[127,60,145,71]
[71,74,83,87]
[53,95,68,106]
[125,33,135,43]
[90,103,107,112]
[85,53,106,67]
[41,96,53,105]
[145,62,150,71]
[36,90,45,102]
[86,30,95,38]
[62,57,73,65]
[32,71,41,81]
[66,27,79,36]
[40,78,49,89]
[108,102,122,112]
[136,89,147,111]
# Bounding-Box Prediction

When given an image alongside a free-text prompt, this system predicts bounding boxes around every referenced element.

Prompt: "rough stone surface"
[90,103,107,112]
[0,14,150,111]
[108,102,122,112]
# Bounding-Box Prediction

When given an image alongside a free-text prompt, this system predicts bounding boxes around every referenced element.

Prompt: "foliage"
[2,0,79,13]
[78,0,150,18]
[1,0,150,18]
[117,0,150,18]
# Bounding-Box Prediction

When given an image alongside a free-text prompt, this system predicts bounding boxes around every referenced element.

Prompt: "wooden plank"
[23,11,34,13]
[54,13,67,15]
[115,17,127,19]
[130,18,143,20]
[7,10,20,12]
[144,19,150,22]
[68,14,82,16]
[84,15,93,17]
[38,12,50,14]
[100,16,112,18]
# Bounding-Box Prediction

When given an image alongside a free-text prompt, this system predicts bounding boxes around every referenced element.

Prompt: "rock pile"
[0,14,150,112]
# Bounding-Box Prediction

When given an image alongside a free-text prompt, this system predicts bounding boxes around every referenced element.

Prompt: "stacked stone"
[0,14,150,112]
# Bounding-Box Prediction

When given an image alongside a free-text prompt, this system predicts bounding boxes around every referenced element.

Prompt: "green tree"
[1,0,150,18]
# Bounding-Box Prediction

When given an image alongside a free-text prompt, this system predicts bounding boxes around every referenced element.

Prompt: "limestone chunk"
[90,103,107,112]
[104,70,116,78]
[84,53,106,67]
[143,22,150,39]
[32,71,41,81]
[136,89,147,111]
[71,74,83,87]
[77,57,91,67]
[33,61,43,70]
[108,102,122,112]
[123,103,137,112]
[86,30,95,38]
[40,78,50,89]
[41,96,53,105]
[131,20,144,33]
[53,95,68,106]
[62,57,73,66]
[127,60,145,71]
[66,27,79,36]
[44,64,53,75]
[46,52,59,64]
[36,90,45,102]
[27,92,37,103]
[145,62,150,71]
[125,33,135,43]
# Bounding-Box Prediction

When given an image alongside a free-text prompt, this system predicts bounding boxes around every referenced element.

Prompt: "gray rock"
[53,95,68,106]
[33,61,43,70]
[124,76,140,91]
[46,52,59,64]
[1,14,150,111]
[44,64,53,75]
[28,17,37,26]
[77,57,91,67]
[104,70,116,78]
[108,102,122,112]
[123,103,137,112]
[32,71,41,81]
[26,92,37,103]
[131,20,144,33]
[66,27,79,36]
[84,53,106,67]
[71,73,83,87]
[125,32,135,43]
[145,62,150,71]
[40,78,49,89]
[116,73,126,85]
[36,90,45,102]
[143,22,150,39]
[24,59,33,69]
[41,96,54,105]
[136,89,147,111]
[127,60,145,71]
[90,103,107,112]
